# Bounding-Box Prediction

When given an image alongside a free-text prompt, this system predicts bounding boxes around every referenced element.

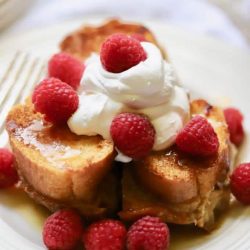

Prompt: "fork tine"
[0,52,29,107]
[18,58,46,103]
[0,52,45,135]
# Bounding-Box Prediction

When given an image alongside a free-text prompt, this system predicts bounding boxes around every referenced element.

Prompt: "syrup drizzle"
[14,120,81,168]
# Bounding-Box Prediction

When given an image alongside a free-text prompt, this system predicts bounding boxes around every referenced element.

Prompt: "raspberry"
[176,115,219,157]
[127,216,170,250]
[224,108,244,146]
[43,209,83,250]
[32,77,79,124]
[83,219,126,250]
[100,33,147,73]
[0,148,18,188]
[48,52,85,90]
[230,163,250,205]
[110,113,155,159]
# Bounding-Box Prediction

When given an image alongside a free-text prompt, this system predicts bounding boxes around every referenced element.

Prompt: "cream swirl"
[68,42,190,162]
[80,42,175,109]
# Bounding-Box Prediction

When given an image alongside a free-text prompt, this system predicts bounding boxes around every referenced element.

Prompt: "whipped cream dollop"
[68,42,190,162]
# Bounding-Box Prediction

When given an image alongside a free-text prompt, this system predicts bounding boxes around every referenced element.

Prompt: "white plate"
[0,17,250,250]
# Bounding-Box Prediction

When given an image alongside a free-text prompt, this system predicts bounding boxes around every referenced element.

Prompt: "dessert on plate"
[6,19,233,225]
[3,19,247,250]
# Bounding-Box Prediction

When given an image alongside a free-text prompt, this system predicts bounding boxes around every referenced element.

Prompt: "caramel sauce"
[0,187,49,231]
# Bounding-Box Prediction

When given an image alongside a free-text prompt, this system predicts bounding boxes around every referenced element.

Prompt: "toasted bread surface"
[119,165,230,230]
[120,100,231,229]
[17,167,119,220]
[6,102,115,202]
[134,100,230,203]
[60,19,165,60]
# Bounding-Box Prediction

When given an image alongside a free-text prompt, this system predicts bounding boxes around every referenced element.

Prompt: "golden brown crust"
[60,19,166,60]
[6,102,115,202]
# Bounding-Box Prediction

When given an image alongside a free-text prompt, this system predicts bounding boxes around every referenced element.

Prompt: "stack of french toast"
[6,19,235,232]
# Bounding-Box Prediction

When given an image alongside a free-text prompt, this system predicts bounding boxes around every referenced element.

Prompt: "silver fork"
[0,51,46,147]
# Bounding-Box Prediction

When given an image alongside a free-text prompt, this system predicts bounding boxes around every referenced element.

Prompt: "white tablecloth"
[1,0,249,49]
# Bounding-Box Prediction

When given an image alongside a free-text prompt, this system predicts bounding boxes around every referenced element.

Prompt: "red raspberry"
[127,216,170,250]
[110,113,155,159]
[224,108,244,146]
[43,209,83,250]
[131,33,146,42]
[48,52,85,90]
[32,77,79,124]
[83,219,126,250]
[230,163,250,205]
[0,148,18,188]
[176,115,219,156]
[100,33,147,73]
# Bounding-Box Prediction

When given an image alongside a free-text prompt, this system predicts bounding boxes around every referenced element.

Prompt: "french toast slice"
[60,19,166,60]
[120,100,232,230]
[6,101,117,217]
